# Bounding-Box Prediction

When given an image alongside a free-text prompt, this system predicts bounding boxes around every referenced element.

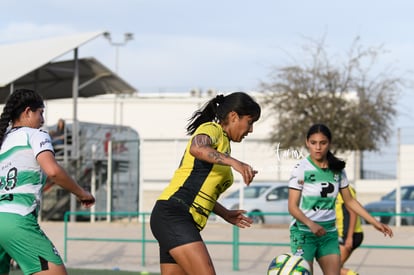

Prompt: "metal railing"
[63,211,156,264]
[63,211,414,271]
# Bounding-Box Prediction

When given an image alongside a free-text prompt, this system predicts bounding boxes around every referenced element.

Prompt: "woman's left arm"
[341,187,393,237]
[343,202,357,250]
[213,201,253,228]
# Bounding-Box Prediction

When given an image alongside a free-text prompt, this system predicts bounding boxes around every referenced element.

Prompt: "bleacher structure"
[41,120,140,221]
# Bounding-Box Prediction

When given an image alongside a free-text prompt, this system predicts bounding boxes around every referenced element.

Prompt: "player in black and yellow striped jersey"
[336,185,364,275]
[150,92,261,275]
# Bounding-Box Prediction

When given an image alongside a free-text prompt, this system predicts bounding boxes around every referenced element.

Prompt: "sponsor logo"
[1,162,12,171]
[39,138,52,148]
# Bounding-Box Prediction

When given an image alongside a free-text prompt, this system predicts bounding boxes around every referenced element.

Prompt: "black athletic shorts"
[339,232,364,250]
[150,199,203,263]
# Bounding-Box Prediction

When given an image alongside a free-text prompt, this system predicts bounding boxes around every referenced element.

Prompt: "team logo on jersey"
[52,246,60,256]
[294,247,305,256]
[216,180,232,193]
[320,182,335,197]
[305,174,316,182]
[39,138,52,148]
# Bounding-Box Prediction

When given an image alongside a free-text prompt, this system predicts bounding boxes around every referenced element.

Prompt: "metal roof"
[0,31,136,102]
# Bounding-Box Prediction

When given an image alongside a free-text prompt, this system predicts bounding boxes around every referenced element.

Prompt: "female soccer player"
[288,123,393,275]
[150,92,261,275]
[0,89,95,275]
[336,185,364,275]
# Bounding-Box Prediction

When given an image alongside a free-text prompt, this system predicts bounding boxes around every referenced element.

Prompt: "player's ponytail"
[186,92,260,135]
[327,150,346,173]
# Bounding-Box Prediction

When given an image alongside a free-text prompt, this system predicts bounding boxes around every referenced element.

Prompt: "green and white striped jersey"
[0,127,54,216]
[289,155,348,232]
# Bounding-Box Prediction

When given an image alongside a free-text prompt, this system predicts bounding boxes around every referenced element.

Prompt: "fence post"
[63,212,69,262]
[141,212,147,266]
[232,226,240,271]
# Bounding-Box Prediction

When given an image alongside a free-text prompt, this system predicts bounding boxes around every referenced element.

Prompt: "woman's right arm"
[37,151,95,207]
[288,188,326,236]
[189,134,256,185]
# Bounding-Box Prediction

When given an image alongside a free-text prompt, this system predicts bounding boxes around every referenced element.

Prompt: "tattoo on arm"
[192,134,212,147]
[208,151,224,164]
[192,134,227,164]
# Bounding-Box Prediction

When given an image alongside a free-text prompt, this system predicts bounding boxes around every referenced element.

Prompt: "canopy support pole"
[69,48,80,222]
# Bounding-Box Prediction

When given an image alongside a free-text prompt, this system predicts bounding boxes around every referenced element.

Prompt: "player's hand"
[375,222,393,237]
[77,191,96,208]
[344,238,353,251]
[309,222,326,237]
[233,161,257,186]
[224,210,253,228]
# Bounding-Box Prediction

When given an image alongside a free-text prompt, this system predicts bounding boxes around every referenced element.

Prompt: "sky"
[1,0,414,129]
[1,0,413,177]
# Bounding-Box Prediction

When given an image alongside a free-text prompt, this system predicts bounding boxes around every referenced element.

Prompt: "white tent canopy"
[0,31,136,102]
[0,32,137,221]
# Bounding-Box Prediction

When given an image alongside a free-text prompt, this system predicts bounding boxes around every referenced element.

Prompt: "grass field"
[10,268,159,275]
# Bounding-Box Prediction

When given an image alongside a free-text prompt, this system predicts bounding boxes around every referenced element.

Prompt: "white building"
[44,92,408,212]
[2,32,411,214]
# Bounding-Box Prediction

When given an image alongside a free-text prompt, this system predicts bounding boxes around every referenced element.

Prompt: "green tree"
[260,36,405,153]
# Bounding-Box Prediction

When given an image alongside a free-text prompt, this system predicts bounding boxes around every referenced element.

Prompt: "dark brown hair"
[0,89,44,148]
[186,92,261,135]
[306,123,346,173]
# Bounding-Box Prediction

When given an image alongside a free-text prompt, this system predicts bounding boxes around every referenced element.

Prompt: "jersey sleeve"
[193,122,222,148]
[288,161,304,190]
[29,129,54,157]
[339,170,349,189]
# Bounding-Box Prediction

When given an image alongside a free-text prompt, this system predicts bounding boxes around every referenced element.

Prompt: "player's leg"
[1,213,66,275]
[317,253,341,275]
[160,263,187,275]
[169,241,215,275]
[317,230,341,275]
[151,200,212,274]
[290,226,317,274]
[32,262,67,275]
[158,241,215,275]
[157,243,188,275]
[0,247,12,275]
[339,233,363,275]
[340,243,351,263]
[339,244,352,275]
